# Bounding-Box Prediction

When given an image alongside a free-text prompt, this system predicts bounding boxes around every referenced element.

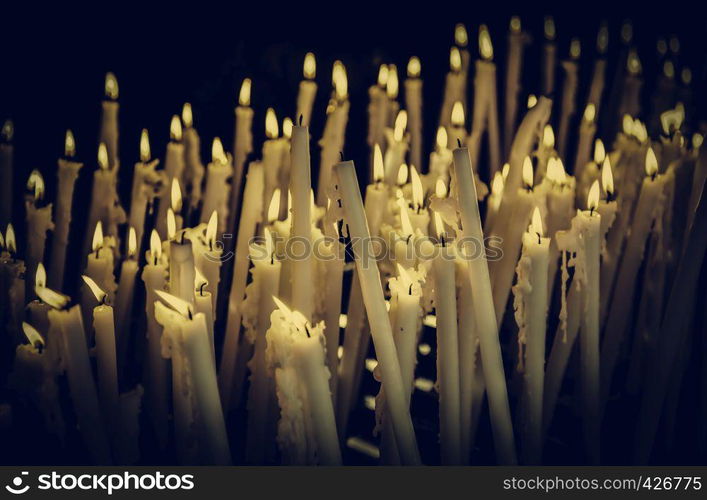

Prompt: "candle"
[192,211,222,313]
[142,230,169,449]
[100,72,119,169]
[169,230,195,304]
[0,120,13,228]
[262,108,286,214]
[556,39,581,158]
[541,17,557,95]
[49,305,111,463]
[320,223,345,395]
[49,130,82,290]
[405,56,423,171]
[505,96,552,194]
[335,159,421,465]
[220,161,264,410]
[201,137,233,234]
[181,103,206,212]
[534,125,555,183]
[586,22,609,116]
[367,64,389,166]
[513,207,549,464]
[156,116,184,239]
[82,222,117,341]
[504,17,529,158]
[439,47,465,130]
[296,52,317,127]
[195,269,215,360]
[386,64,400,127]
[573,105,598,181]
[25,170,54,302]
[453,145,517,464]
[114,227,139,374]
[228,78,254,240]
[617,49,643,123]
[430,127,453,182]
[383,110,409,184]
[128,129,163,260]
[1,224,25,344]
[447,101,466,152]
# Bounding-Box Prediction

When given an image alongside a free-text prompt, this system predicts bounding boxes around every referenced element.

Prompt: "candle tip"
[457,138,462,148]
[299,114,303,126]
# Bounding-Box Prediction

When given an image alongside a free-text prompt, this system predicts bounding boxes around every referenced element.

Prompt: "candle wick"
[457,138,462,148]
[536,232,541,244]
[101,294,107,306]
[299,114,303,126]
[180,231,186,245]
[188,308,193,320]
[440,233,446,247]
[304,323,311,338]
[199,282,206,296]
[339,151,344,161]
[408,284,413,295]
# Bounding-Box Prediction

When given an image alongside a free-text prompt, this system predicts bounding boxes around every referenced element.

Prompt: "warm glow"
[273,295,293,317]
[393,110,407,142]
[82,274,107,303]
[663,60,675,79]
[264,227,274,259]
[128,227,137,258]
[450,47,462,72]
[283,117,293,139]
[182,103,193,128]
[92,222,103,253]
[583,103,596,123]
[510,16,521,33]
[587,180,600,212]
[681,68,692,85]
[35,263,69,308]
[98,142,109,170]
[621,21,633,44]
[239,78,252,107]
[597,22,609,54]
[212,137,227,164]
[155,290,193,319]
[171,178,182,212]
[150,230,162,261]
[1,119,14,142]
[105,72,119,100]
[479,25,493,61]
[265,108,279,139]
[433,211,445,240]
[167,209,176,241]
[454,23,468,47]
[435,178,447,198]
[398,196,414,236]
[373,144,384,183]
[601,157,614,196]
[522,156,533,188]
[377,64,389,87]
[633,119,647,142]
[386,64,399,99]
[645,147,658,177]
[542,124,555,148]
[35,261,46,288]
[670,36,680,54]
[27,169,45,200]
[627,49,642,75]
[502,162,510,180]
[570,38,581,60]
[622,115,634,135]
[407,56,421,78]
[22,322,44,348]
[333,60,348,99]
[451,101,465,127]
[544,16,556,40]
[410,166,424,210]
[529,207,544,237]
[140,129,151,162]
[527,94,537,108]
[397,163,409,185]
[593,139,605,165]
[546,157,558,183]
[660,104,685,136]
[206,210,218,248]
[170,115,183,141]
[5,224,16,254]
[64,129,76,157]
[491,171,504,196]
[267,188,281,223]
[436,126,448,150]
[693,133,704,150]
[303,52,316,79]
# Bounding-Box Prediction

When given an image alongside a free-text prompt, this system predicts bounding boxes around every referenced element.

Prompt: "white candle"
[439,47,465,130]
[556,39,581,157]
[296,52,318,127]
[156,116,184,239]
[228,78,254,237]
[0,120,14,228]
[405,57,423,171]
[82,222,117,341]
[100,72,119,169]
[114,227,139,373]
[384,110,409,184]
[453,146,517,464]
[541,17,557,95]
[503,17,529,158]
[181,103,205,210]
[24,170,54,302]
[128,129,162,260]
[200,138,233,236]
[586,23,609,115]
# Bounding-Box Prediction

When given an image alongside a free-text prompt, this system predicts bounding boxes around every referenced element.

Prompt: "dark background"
[1,3,706,465]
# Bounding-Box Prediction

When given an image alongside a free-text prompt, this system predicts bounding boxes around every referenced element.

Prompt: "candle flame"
[27,169,45,201]
[433,211,445,240]
[333,60,348,99]
[22,322,44,348]
[510,16,521,34]
[660,104,685,136]
[529,206,544,237]
[601,157,614,196]
[669,36,680,54]
[407,56,421,78]
[527,94,537,108]
[206,210,218,248]
[542,124,555,148]
[35,261,47,288]
[546,157,558,183]
[657,38,667,56]
[128,226,137,258]
[170,115,183,141]
[373,144,384,182]
[491,171,504,195]
[583,103,596,123]
[265,108,279,139]
[273,295,293,317]
[150,229,162,261]
[522,156,534,189]
[627,49,642,75]
[570,38,581,60]
[645,147,658,177]
[0,231,4,250]
[396,163,408,185]
[264,227,274,259]
[64,129,76,158]
[155,290,193,319]
[1,119,14,142]
[622,114,633,136]
[82,274,107,304]
[663,60,675,79]
[398,196,414,236]
[267,188,281,223]
[621,20,633,45]
[450,47,462,72]
[303,52,316,79]
[597,21,609,54]
[393,110,407,142]
[454,23,468,47]
[5,224,16,254]
[555,158,567,184]
[692,133,703,150]
[633,119,647,142]
[451,101,465,127]
[36,263,69,309]
[239,78,252,107]
[502,162,510,180]
[212,137,227,164]
[410,165,424,210]
[435,126,448,150]
[182,103,193,128]
[170,178,182,212]
[593,139,605,165]
[587,180,600,211]
[282,117,293,139]
[167,209,176,241]
[479,25,493,61]
[92,222,104,253]
[377,64,389,87]
[98,143,109,170]
[105,72,119,100]
[681,68,692,85]
[544,16,556,41]
[386,64,399,99]
[194,267,208,293]
[140,129,151,162]
[435,178,448,198]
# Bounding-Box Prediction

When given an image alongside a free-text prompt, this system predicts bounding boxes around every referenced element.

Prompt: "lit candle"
[25,169,54,302]
[504,17,529,158]
[169,229,195,304]
[228,78,254,239]
[181,103,205,212]
[367,64,389,164]
[485,171,505,232]
[114,227,139,373]
[405,56,423,170]
[573,105,598,180]
[384,110,409,184]
[534,125,555,183]
[453,145,517,464]
[556,38,581,157]
[156,116,184,239]
[617,49,643,123]
[1,224,25,343]
[439,46,465,130]
[335,159,421,465]
[82,222,117,341]
[586,22,609,116]
[194,269,215,361]
[192,211,222,313]
[100,72,119,169]
[128,129,162,260]
[263,108,285,212]
[429,127,453,182]
[0,120,14,228]
[447,101,466,152]
[49,130,82,290]
[541,16,557,95]
[201,137,233,234]
[297,52,318,127]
